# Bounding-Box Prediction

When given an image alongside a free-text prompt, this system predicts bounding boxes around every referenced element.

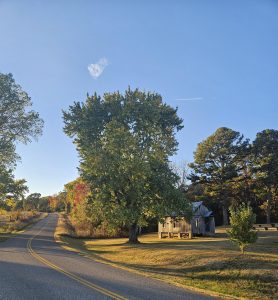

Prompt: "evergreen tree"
[189,127,248,225]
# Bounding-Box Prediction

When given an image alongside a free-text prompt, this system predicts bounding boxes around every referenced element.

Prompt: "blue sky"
[0,0,277,196]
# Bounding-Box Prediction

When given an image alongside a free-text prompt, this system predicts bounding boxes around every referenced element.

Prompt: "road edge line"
[27,214,127,300]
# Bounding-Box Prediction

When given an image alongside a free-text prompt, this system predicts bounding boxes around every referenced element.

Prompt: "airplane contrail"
[176,97,204,101]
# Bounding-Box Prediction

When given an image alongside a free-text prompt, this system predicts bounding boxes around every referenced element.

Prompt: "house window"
[173,222,176,228]
[195,219,199,228]
[162,222,166,228]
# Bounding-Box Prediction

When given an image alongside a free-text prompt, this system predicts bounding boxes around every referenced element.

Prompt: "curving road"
[0,214,216,300]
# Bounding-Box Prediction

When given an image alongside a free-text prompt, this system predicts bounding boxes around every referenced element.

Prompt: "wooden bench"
[159,231,192,239]
[253,224,278,231]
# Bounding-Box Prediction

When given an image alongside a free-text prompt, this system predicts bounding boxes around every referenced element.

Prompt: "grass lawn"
[0,225,14,242]
[58,226,278,300]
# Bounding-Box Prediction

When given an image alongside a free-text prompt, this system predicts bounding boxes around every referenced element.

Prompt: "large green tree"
[252,129,278,223]
[189,127,248,225]
[63,88,191,243]
[8,179,29,201]
[25,193,42,210]
[0,170,28,202]
[37,196,50,212]
[0,73,43,201]
[0,73,44,167]
[229,141,257,209]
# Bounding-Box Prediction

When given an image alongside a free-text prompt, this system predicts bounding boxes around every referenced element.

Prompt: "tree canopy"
[227,203,257,254]
[188,127,248,225]
[0,73,44,204]
[188,127,278,225]
[63,88,191,243]
[252,129,278,223]
[0,73,44,169]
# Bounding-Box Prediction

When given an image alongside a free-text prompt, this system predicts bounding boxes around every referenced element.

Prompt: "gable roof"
[165,201,213,218]
[192,201,213,217]
[192,201,203,210]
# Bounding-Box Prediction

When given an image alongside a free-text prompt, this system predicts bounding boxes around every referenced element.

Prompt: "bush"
[227,203,257,254]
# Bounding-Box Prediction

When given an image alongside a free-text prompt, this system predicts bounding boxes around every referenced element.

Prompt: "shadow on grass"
[58,233,278,299]
[86,250,278,292]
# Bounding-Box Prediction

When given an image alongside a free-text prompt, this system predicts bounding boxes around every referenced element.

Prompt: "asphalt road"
[0,214,216,300]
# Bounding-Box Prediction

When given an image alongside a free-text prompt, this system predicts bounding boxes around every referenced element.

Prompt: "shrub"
[227,203,257,254]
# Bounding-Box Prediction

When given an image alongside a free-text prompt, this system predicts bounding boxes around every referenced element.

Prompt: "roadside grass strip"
[0,213,48,242]
[27,219,127,300]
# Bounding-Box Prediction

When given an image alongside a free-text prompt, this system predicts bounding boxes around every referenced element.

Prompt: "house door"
[205,217,210,232]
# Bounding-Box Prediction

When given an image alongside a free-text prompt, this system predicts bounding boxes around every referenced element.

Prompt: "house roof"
[192,201,214,217]
[165,201,213,218]
[192,201,203,210]
[204,211,213,217]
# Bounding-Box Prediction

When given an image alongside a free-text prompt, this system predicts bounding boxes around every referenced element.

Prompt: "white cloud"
[176,97,204,101]
[88,58,108,79]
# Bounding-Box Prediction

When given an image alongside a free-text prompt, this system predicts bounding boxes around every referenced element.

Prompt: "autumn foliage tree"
[64,178,120,238]
[48,193,65,212]
[64,178,90,219]
[48,196,58,212]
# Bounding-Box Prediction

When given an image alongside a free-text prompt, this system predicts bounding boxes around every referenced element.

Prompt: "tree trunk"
[266,190,272,224]
[266,199,271,224]
[222,205,229,226]
[221,184,229,226]
[128,223,139,244]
